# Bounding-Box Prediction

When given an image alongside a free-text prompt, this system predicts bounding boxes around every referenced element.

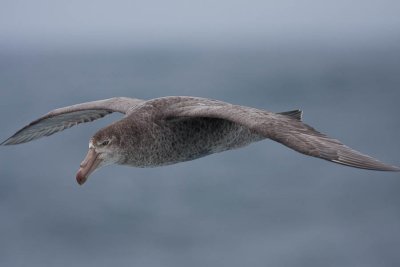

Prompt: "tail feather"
[277,109,303,121]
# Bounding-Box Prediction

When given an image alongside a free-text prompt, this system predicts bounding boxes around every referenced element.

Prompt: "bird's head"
[76,127,122,185]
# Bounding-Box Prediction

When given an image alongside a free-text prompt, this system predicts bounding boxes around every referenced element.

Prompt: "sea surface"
[1,44,400,267]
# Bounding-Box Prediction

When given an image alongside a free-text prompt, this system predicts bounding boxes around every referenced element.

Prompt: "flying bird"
[1,96,399,185]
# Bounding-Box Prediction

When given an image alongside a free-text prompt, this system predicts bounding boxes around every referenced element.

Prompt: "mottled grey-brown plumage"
[1,96,399,184]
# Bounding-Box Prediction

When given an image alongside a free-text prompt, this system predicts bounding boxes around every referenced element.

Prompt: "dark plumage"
[2,96,399,185]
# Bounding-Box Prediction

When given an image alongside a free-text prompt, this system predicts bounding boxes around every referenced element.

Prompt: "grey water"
[1,44,400,267]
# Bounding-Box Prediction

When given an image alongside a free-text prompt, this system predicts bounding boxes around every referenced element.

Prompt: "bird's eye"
[101,140,110,146]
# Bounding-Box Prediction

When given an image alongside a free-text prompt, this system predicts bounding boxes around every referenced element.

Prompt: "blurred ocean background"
[1,1,400,266]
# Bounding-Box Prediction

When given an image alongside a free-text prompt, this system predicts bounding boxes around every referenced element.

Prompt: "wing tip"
[1,137,21,146]
[0,138,11,146]
[332,159,400,172]
[375,164,400,172]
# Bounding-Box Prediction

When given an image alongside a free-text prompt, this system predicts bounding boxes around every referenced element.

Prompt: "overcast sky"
[1,0,399,48]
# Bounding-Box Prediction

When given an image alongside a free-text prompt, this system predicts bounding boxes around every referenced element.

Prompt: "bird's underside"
[135,117,266,166]
[1,96,399,184]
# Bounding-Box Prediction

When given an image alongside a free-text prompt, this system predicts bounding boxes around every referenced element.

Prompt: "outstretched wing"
[1,97,143,145]
[160,96,399,171]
